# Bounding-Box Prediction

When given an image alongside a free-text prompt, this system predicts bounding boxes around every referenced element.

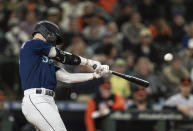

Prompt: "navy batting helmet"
[32,21,63,46]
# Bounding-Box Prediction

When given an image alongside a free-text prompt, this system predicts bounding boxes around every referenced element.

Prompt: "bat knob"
[92,64,97,70]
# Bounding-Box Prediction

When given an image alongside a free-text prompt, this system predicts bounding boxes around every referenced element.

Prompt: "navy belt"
[36,89,55,97]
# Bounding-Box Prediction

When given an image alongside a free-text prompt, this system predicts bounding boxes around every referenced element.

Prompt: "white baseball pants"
[22,89,67,131]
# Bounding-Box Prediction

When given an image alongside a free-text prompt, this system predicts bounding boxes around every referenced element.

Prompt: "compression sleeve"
[52,48,81,65]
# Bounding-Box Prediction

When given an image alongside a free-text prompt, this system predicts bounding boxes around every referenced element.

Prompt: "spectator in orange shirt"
[84,81,125,131]
[149,17,172,43]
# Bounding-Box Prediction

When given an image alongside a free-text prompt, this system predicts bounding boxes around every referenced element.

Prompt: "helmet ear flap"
[55,33,64,45]
[47,34,57,46]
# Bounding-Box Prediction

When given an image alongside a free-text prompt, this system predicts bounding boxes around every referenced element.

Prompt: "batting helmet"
[32,21,63,46]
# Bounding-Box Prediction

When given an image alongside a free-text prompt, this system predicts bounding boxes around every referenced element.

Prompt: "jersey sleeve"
[54,65,61,72]
[29,39,52,56]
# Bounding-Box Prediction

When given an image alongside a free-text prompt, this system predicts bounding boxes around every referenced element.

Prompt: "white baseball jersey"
[165,93,193,108]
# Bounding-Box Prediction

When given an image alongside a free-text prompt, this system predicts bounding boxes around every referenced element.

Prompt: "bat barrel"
[110,70,150,87]
[128,76,149,87]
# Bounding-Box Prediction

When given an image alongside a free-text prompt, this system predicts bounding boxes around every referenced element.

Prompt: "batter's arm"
[56,68,101,84]
[49,47,101,70]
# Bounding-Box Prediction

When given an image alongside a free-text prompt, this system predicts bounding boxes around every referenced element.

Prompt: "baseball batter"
[19,21,109,131]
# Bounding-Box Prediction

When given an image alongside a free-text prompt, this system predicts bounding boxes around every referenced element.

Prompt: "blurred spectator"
[14,0,39,20]
[46,7,62,25]
[124,50,136,75]
[164,78,193,116]
[0,91,12,131]
[76,2,95,30]
[138,0,159,24]
[64,34,93,73]
[164,78,193,130]
[5,18,29,56]
[69,17,82,33]
[67,34,92,58]
[83,14,106,43]
[129,88,156,131]
[77,1,111,29]
[93,33,118,54]
[62,18,82,47]
[149,17,172,43]
[171,11,186,45]
[121,11,144,50]
[110,58,131,98]
[35,0,49,19]
[130,88,151,111]
[171,0,186,16]
[182,21,193,48]
[60,0,85,21]
[162,56,189,96]
[85,81,125,131]
[179,38,193,72]
[94,43,118,65]
[135,28,161,67]
[91,1,112,23]
[113,1,134,29]
[0,36,7,54]
[133,57,166,99]
[0,0,9,32]
[19,10,37,37]
[97,0,117,13]
[105,21,123,50]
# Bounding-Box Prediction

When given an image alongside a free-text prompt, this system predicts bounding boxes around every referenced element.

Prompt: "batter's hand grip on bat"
[92,64,97,70]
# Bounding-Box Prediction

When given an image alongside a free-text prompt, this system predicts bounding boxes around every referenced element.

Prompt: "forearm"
[49,47,81,65]
[56,69,98,84]
[48,47,96,67]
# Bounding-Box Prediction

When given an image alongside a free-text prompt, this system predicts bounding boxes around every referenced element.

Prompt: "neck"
[33,33,46,41]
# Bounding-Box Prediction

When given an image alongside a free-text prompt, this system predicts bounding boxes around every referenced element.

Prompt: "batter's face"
[33,33,47,42]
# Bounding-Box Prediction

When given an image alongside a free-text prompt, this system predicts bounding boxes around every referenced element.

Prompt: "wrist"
[92,73,97,79]
[79,56,88,65]
[92,72,101,79]
[80,57,92,67]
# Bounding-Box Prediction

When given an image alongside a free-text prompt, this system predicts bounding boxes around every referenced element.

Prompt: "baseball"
[164,53,173,61]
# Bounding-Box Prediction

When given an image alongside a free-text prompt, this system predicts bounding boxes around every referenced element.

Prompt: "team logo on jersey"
[42,56,53,64]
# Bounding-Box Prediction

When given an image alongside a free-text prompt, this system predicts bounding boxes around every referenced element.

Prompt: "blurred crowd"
[0,0,193,126]
[0,0,193,130]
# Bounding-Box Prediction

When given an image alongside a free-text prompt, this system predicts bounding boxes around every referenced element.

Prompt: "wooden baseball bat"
[109,70,150,87]
[92,64,150,87]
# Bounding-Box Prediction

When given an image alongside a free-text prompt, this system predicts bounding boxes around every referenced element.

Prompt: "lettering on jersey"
[42,56,53,64]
